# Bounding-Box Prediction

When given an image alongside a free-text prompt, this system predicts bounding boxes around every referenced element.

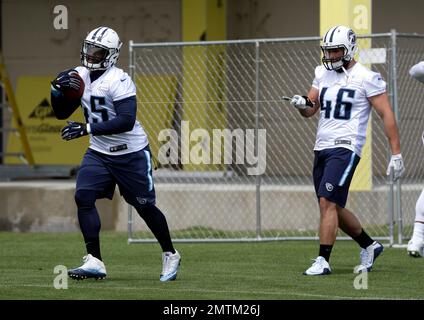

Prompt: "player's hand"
[51,69,82,92]
[386,153,405,181]
[61,121,88,141]
[290,95,314,110]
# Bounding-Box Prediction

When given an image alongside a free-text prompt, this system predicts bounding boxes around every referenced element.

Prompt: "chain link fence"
[395,34,424,244]
[128,31,424,244]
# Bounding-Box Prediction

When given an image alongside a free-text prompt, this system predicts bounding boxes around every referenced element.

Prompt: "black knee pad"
[74,189,97,210]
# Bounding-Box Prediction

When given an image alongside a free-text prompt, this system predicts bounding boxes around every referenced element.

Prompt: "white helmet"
[321,25,357,71]
[81,27,123,70]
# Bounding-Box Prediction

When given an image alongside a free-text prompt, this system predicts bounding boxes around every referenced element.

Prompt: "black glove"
[51,69,82,92]
[61,121,88,141]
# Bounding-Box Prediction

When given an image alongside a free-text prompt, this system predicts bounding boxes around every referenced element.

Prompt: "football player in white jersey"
[50,27,181,281]
[406,62,424,257]
[289,25,405,275]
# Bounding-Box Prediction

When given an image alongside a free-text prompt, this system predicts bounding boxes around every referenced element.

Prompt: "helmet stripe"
[323,28,331,43]
[328,25,340,42]
[91,27,103,40]
[97,27,109,42]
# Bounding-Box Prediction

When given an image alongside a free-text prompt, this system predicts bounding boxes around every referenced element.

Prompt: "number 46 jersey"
[312,62,386,157]
[75,66,148,155]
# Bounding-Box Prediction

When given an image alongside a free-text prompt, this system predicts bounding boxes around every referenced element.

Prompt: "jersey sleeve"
[50,85,80,119]
[409,61,424,83]
[109,71,136,102]
[364,72,386,98]
[312,66,325,89]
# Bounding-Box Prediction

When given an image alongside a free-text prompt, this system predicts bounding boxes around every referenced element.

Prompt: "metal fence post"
[388,168,395,246]
[390,29,404,245]
[128,205,133,243]
[255,41,262,240]
[128,40,134,242]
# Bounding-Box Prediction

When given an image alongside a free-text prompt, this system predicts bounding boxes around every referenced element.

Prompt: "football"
[63,72,85,103]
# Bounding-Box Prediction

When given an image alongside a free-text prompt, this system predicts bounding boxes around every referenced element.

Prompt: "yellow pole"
[0,53,35,165]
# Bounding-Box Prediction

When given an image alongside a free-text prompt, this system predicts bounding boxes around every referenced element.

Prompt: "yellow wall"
[6,76,87,164]
[181,0,227,170]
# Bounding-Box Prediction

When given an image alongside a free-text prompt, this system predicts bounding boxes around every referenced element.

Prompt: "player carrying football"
[288,25,405,275]
[50,26,181,281]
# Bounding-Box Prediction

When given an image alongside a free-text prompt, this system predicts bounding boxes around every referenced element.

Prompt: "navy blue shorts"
[313,147,360,208]
[76,145,156,207]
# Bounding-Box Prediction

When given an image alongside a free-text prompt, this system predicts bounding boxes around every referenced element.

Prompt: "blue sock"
[75,190,102,260]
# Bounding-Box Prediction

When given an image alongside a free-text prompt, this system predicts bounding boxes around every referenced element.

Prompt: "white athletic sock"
[412,189,424,242]
[415,189,424,221]
[412,222,424,242]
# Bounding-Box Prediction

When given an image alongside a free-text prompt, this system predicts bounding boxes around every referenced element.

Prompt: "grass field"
[0,231,422,300]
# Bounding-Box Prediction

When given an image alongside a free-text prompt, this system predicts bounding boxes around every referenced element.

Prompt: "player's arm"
[51,88,80,120]
[369,92,405,180]
[369,92,401,155]
[409,61,424,83]
[61,96,136,141]
[50,69,82,120]
[89,96,137,135]
[290,87,320,118]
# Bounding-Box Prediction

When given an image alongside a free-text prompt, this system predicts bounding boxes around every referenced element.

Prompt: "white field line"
[0,283,420,300]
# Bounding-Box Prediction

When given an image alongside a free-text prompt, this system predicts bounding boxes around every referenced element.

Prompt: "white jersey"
[312,62,386,156]
[75,66,148,155]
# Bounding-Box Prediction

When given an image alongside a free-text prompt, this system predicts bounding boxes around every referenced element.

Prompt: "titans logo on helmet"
[348,29,356,45]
